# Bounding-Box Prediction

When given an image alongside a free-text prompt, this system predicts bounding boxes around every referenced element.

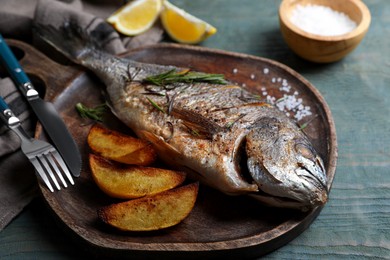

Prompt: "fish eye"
[295,143,314,159]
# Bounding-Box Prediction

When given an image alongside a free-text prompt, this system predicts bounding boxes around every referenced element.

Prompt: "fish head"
[245,117,328,211]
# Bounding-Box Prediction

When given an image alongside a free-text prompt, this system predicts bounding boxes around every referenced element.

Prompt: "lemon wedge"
[160,0,217,44]
[107,0,162,36]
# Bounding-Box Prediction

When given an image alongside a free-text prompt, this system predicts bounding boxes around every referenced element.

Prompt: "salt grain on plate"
[242,71,313,121]
[290,4,357,36]
[280,85,291,92]
[263,75,313,121]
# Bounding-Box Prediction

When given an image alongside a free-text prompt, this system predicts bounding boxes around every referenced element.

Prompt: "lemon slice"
[107,0,162,36]
[160,0,217,44]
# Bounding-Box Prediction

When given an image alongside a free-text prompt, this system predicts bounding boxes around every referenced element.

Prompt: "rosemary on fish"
[143,69,228,86]
[75,102,107,122]
[182,122,202,137]
[146,97,166,114]
[225,114,246,130]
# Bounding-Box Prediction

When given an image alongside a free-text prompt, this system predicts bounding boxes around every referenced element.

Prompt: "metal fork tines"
[0,97,74,192]
[23,137,74,192]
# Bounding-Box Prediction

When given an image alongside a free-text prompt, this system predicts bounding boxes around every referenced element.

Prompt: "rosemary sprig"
[143,69,228,86]
[225,114,246,130]
[182,123,202,137]
[299,114,318,130]
[75,102,107,122]
[275,96,286,103]
[146,97,166,114]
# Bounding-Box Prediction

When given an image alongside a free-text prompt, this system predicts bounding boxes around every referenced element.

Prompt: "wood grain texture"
[1,0,389,259]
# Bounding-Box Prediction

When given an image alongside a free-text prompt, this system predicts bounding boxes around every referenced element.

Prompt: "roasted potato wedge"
[88,124,156,165]
[98,182,199,231]
[89,154,186,199]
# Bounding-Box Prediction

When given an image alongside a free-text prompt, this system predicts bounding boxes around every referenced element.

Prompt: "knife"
[0,34,81,177]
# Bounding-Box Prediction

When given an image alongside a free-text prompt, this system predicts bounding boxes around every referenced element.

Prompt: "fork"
[0,96,74,192]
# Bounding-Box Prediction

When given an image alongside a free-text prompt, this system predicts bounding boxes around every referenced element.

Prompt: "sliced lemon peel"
[160,0,217,44]
[107,0,162,36]
[107,0,217,44]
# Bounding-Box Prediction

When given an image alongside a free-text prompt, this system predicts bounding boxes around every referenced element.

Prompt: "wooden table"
[1,0,389,258]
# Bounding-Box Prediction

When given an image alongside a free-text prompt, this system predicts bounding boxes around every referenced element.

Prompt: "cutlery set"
[0,34,81,191]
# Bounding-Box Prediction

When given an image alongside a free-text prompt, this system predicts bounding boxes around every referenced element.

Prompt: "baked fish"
[36,22,328,211]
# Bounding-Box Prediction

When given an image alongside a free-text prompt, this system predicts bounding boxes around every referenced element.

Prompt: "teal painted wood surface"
[1,0,389,259]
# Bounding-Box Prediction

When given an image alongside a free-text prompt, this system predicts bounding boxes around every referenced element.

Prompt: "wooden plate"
[8,40,337,259]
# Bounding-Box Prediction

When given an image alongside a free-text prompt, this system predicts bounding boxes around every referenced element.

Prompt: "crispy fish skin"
[36,22,328,210]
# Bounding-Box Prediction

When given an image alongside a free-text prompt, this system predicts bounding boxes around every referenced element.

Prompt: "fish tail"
[33,19,110,64]
[34,19,131,87]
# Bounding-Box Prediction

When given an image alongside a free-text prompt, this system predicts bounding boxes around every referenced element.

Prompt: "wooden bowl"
[279,0,371,63]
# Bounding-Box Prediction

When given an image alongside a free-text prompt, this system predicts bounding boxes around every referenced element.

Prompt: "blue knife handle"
[0,96,20,127]
[0,95,9,112]
[0,34,37,98]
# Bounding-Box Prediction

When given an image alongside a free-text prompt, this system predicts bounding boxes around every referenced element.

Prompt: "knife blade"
[0,34,81,177]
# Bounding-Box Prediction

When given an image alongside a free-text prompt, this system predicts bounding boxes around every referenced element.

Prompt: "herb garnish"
[143,69,228,86]
[75,102,107,122]
[182,123,202,137]
[225,114,246,130]
[299,114,318,130]
[146,97,166,114]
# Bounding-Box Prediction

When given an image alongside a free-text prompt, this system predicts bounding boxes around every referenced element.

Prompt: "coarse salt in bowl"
[279,0,371,63]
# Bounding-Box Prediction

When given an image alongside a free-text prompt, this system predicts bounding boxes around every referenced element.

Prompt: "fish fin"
[140,131,208,181]
[100,89,116,115]
[171,107,224,138]
[241,102,273,108]
[139,130,183,160]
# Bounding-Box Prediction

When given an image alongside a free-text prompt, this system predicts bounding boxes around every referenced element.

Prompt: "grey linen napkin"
[0,0,163,231]
[0,78,38,231]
